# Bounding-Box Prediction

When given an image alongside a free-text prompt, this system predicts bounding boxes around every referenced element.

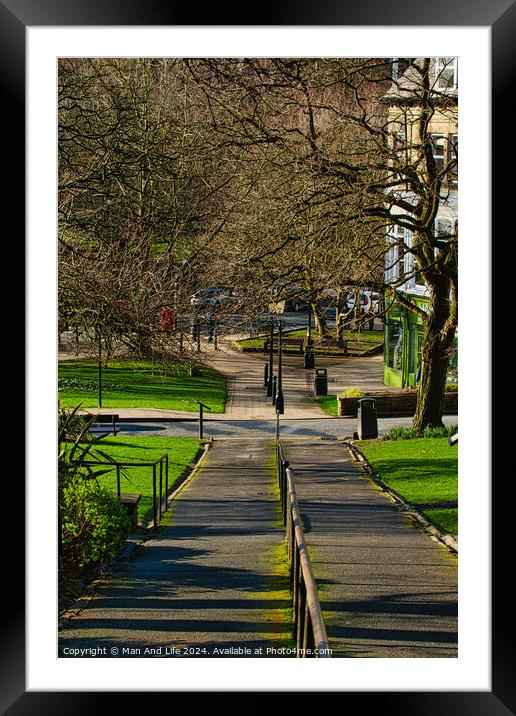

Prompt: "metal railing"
[76,453,169,530]
[276,441,331,658]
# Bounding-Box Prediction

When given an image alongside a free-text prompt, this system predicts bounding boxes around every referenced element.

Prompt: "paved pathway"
[116,415,458,439]
[59,439,291,658]
[280,438,458,658]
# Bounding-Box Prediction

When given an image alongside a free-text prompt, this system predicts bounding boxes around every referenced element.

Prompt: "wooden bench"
[85,413,119,435]
[263,338,304,355]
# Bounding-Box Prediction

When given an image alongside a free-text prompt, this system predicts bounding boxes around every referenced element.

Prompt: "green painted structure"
[383,293,457,388]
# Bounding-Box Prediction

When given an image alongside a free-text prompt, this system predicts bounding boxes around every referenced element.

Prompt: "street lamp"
[304,302,315,369]
[266,316,274,397]
[275,319,284,414]
[95,324,102,408]
[267,296,285,410]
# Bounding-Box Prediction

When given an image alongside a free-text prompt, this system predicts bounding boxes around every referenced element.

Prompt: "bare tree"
[58,58,237,364]
[185,57,458,430]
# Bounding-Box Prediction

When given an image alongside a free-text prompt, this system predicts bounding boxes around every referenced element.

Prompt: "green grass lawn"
[421,509,458,536]
[357,437,458,535]
[316,395,338,416]
[87,436,203,524]
[58,360,227,412]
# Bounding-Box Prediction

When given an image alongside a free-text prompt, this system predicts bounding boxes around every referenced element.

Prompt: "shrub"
[445,382,458,392]
[383,424,458,441]
[61,477,130,568]
[422,424,458,438]
[340,388,365,398]
[58,404,130,575]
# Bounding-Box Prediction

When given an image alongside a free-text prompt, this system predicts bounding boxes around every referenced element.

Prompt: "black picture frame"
[4,0,507,711]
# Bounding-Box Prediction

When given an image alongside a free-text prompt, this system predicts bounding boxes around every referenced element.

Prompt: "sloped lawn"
[58,360,227,412]
[357,437,458,536]
[91,436,203,523]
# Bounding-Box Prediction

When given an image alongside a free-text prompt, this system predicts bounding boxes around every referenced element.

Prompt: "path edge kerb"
[345,440,458,554]
[164,437,213,508]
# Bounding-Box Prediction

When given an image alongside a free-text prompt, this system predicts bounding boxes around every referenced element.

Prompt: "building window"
[385,241,398,283]
[436,218,453,239]
[448,133,458,187]
[436,57,458,90]
[387,321,403,370]
[431,135,446,175]
[393,132,405,155]
[434,218,454,257]
[395,225,407,281]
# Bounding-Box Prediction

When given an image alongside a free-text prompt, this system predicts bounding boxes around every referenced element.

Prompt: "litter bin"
[357,397,378,439]
[314,368,328,396]
[304,348,315,369]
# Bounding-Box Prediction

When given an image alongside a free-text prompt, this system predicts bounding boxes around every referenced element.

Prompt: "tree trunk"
[312,301,329,340]
[336,290,345,341]
[413,332,449,431]
[412,286,456,432]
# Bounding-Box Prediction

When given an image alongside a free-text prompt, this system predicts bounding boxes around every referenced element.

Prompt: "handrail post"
[196,400,211,439]
[152,464,157,531]
[165,454,169,509]
[159,459,163,521]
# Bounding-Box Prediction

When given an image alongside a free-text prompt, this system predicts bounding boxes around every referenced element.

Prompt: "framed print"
[3,0,511,710]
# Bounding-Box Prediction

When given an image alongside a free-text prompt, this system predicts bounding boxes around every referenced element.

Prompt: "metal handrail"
[276,441,331,658]
[75,453,169,530]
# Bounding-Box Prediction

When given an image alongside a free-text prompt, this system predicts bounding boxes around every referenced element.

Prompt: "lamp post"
[275,319,284,414]
[95,324,102,408]
[304,302,315,369]
[266,316,274,397]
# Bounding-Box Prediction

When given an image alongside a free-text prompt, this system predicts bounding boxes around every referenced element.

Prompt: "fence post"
[281,460,288,525]
[297,579,307,655]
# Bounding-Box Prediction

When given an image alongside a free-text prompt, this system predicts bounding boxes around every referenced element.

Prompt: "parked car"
[189,287,232,309]
[364,291,383,316]
[266,284,309,312]
[284,295,309,312]
[344,291,382,315]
